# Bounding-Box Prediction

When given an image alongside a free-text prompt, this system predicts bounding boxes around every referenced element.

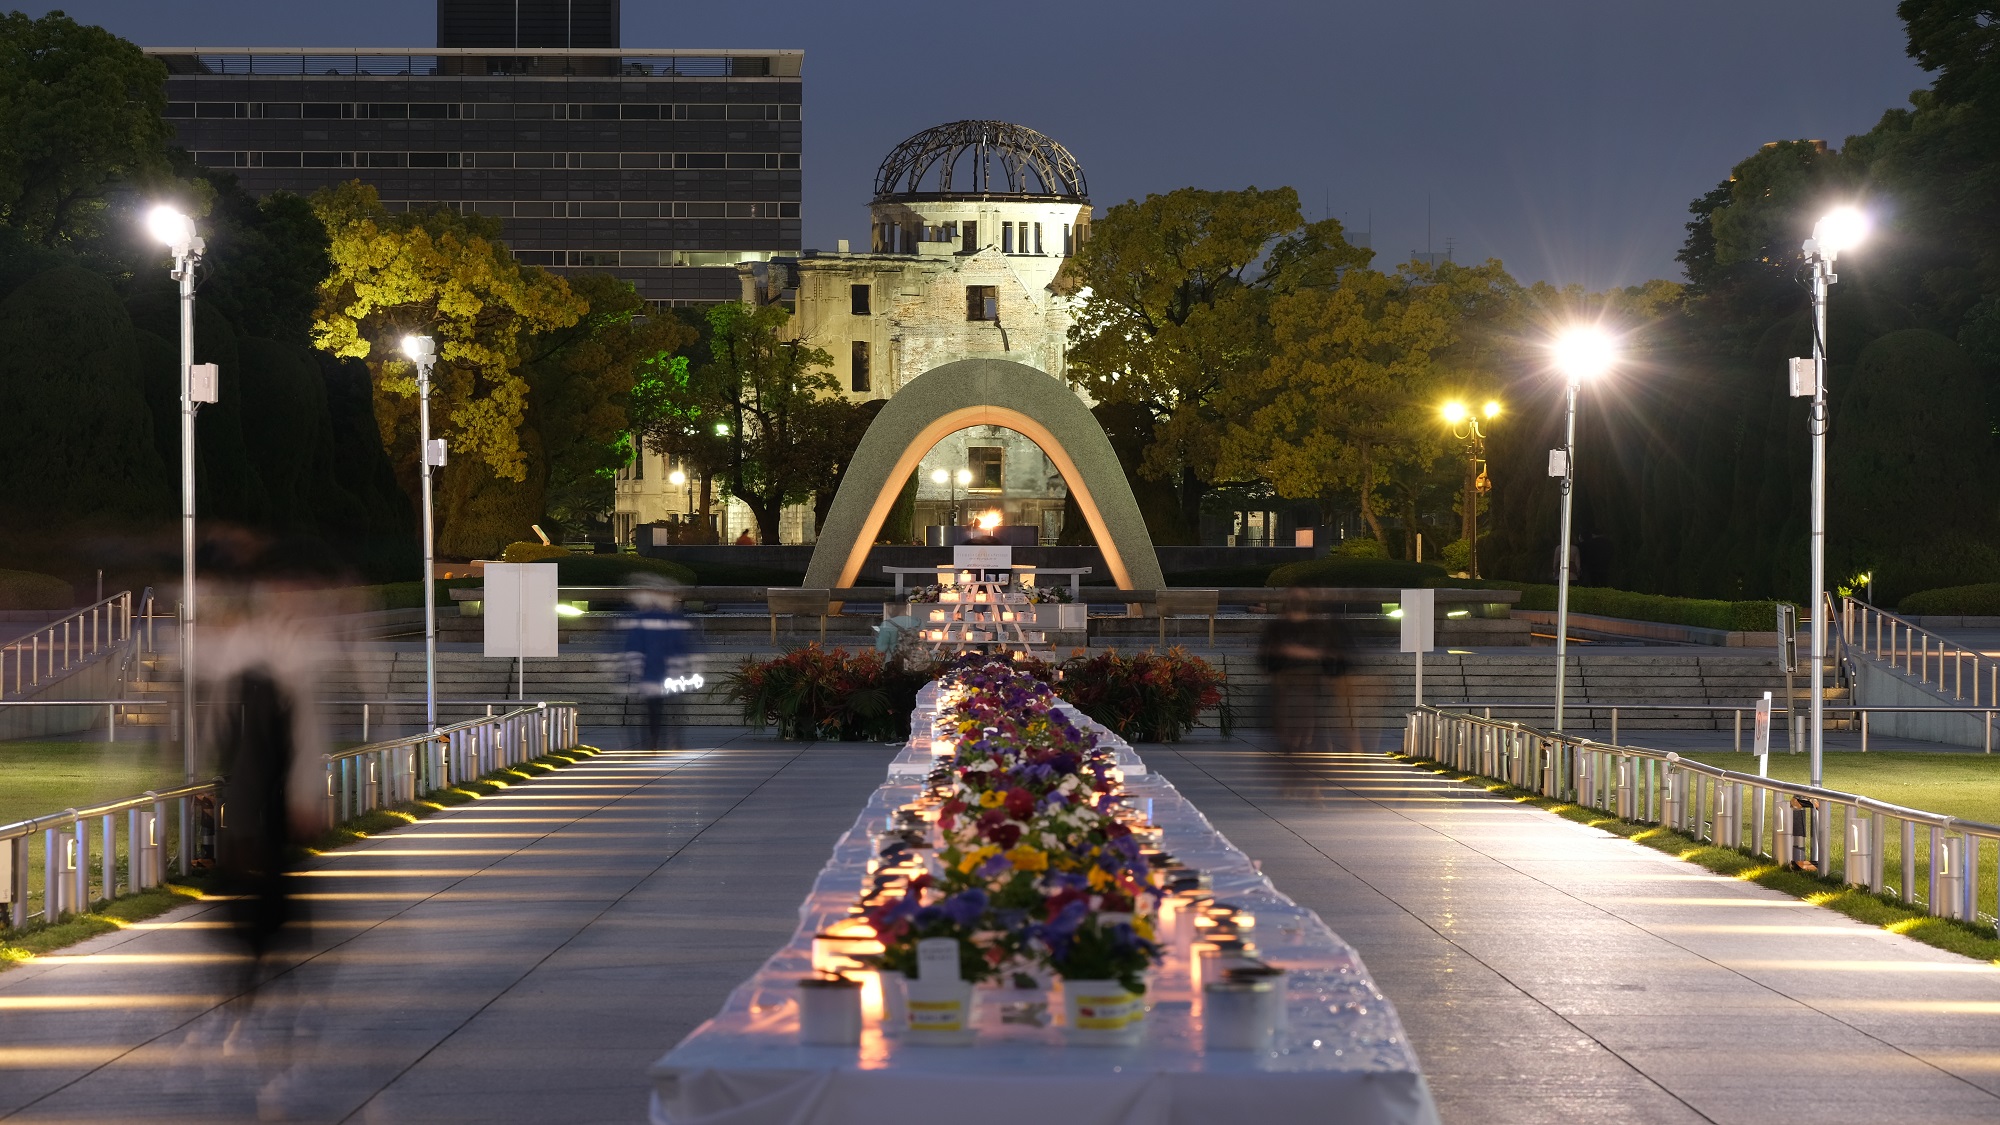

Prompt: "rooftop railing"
[145,47,801,78]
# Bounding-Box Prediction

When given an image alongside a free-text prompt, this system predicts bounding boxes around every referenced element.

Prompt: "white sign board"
[484,562,559,659]
[953,545,1012,570]
[1399,588,1435,654]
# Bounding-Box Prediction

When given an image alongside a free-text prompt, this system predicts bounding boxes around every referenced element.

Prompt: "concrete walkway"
[2,730,1997,1123]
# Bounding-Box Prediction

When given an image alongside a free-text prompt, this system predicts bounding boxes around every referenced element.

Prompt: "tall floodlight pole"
[148,206,204,785]
[1801,207,1868,792]
[1549,329,1617,736]
[402,335,442,733]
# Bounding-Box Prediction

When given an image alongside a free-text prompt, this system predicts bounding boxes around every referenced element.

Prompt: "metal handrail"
[1407,706,1999,926]
[2,702,582,935]
[1,592,133,700]
[1843,596,1991,704]
[1437,699,2000,753]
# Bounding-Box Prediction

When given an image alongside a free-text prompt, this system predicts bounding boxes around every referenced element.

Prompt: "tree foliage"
[1063,187,1370,541]
[311,181,587,485]
[0,11,170,246]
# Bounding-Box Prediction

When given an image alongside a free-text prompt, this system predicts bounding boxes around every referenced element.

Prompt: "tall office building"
[147,0,800,307]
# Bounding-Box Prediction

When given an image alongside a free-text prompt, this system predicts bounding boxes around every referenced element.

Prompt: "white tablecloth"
[648,701,1440,1125]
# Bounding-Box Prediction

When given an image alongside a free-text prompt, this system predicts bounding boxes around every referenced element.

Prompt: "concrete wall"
[1853,657,1991,748]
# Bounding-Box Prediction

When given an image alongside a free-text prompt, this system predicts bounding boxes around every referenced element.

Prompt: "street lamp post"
[1550,329,1617,736]
[401,334,441,735]
[147,206,203,789]
[1441,400,1501,579]
[1802,206,1868,794]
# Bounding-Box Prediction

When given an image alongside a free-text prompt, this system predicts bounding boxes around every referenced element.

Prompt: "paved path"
[3,731,1997,1123]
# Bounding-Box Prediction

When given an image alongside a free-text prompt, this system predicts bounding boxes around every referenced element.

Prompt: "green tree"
[0,11,171,246]
[1063,186,1370,541]
[1222,260,1519,547]
[525,273,695,537]
[692,302,836,545]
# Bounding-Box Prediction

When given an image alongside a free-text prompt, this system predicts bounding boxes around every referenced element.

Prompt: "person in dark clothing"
[622,578,696,749]
[1259,589,1330,753]
[215,668,309,969]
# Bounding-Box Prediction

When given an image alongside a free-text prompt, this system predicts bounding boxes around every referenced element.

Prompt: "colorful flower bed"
[1058,647,1229,743]
[864,662,1162,994]
[724,644,934,741]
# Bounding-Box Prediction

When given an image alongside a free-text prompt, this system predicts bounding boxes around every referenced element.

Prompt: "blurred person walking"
[623,577,697,749]
[1259,590,1330,754]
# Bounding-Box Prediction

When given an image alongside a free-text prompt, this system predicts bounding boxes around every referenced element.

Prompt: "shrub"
[1057,647,1227,743]
[726,644,933,740]
[0,569,71,610]
[1440,538,1472,574]
[548,554,696,585]
[1267,557,1448,588]
[1332,537,1388,560]
[1510,583,1784,632]
[499,540,570,563]
[1898,583,2000,617]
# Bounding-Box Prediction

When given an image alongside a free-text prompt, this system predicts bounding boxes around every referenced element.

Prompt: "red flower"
[1004,789,1036,819]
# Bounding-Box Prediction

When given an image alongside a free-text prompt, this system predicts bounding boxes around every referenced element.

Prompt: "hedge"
[0,569,70,610]
[1266,557,1448,588]
[1898,583,2000,617]
[1508,583,1784,633]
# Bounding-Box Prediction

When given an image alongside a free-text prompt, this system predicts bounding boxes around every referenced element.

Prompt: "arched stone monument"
[803,358,1165,591]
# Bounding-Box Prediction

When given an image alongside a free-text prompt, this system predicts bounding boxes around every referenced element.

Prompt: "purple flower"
[940,888,989,928]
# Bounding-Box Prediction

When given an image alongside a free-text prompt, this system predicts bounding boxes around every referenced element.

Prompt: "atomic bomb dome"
[873,120,1088,203]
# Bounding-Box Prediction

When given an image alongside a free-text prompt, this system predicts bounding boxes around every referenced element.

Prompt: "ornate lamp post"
[1440,399,1501,578]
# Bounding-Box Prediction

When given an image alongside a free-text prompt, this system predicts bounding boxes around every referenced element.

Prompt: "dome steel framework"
[873,120,1087,202]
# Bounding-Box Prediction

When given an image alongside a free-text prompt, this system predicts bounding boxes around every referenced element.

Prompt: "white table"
[648,702,1440,1125]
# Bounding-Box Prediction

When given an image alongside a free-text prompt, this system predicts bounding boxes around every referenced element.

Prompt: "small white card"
[916,937,960,982]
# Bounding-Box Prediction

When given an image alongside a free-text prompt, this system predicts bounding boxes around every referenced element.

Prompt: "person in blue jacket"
[622,576,696,749]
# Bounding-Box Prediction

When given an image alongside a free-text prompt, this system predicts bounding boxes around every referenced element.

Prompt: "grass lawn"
[1679,750,2000,826]
[0,738,186,827]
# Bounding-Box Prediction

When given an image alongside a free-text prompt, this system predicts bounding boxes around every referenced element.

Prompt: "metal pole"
[1808,252,1831,790]
[417,352,439,734]
[1554,378,1579,732]
[175,239,202,791]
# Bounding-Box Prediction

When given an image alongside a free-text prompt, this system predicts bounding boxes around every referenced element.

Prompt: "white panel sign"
[1399,588,1435,655]
[953,545,1012,570]
[484,562,559,659]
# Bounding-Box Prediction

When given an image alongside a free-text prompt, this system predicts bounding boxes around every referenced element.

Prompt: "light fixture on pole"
[147,205,206,798]
[1549,327,1617,737]
[1440,399,1500,579]
[1798,206,1867,799]
[402,334,443,735]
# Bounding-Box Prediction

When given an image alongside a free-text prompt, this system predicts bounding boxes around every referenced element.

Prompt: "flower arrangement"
[865,661,1162,995]
[1057,647,1229,743]
[903,582,1071,604]
[724,644,935,741]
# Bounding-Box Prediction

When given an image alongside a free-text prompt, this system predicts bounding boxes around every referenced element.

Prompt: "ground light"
[1549,326,1619,735]
[1802,206,1868,807]
[145,205,203,812]
[402,334,441,735]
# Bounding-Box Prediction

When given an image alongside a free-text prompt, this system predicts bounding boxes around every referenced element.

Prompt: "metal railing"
[0,695,575,743]
[1842,597,1991,703]
[2,702,580,935]
[325,702,580,823]
[1407,707,1999,927]
[1,592,133,699]
[1441,700,2000,753]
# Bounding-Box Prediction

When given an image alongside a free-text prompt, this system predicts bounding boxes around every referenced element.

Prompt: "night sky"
[30,1,1925,288]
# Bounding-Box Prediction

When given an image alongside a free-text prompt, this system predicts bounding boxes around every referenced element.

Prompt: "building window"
[1001,222,1014,254]
[851,340,871,393]
[966,285,998,321]
[967,447,1003,491]
[1034,223,1044,255]
[851,284,871,315]
[961,221,978,253]
[1063,224,1074,256]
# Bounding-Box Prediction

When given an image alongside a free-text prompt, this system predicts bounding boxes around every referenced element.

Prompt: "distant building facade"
[617,121,1093,547]
[146,0,801,309]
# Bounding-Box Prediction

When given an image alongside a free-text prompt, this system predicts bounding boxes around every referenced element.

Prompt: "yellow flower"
[979,791,1004,808]
[1087,866,1112,890]
[1133,915,1156,941]
[957,845,997,874]
[1005,845,1048,872]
